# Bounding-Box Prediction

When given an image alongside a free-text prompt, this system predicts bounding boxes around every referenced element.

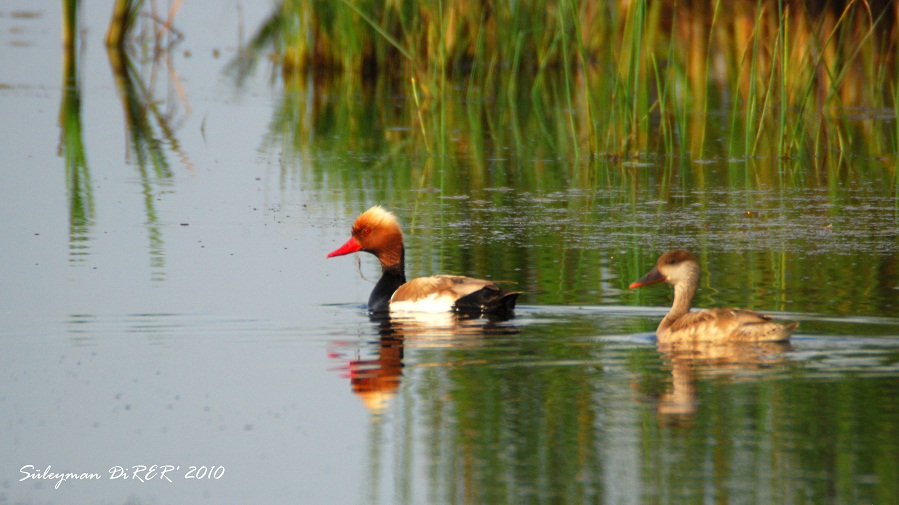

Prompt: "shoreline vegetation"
[90,1,898,165]
[230,0,898,159]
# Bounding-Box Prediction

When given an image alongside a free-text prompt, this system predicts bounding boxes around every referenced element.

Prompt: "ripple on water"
[786,334,899,378]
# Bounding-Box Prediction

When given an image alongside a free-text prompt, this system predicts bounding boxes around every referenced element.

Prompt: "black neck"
[368,250,406,313]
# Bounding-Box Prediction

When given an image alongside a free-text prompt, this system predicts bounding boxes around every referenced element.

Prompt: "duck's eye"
[667,259,676,265]
[362,227,372,235]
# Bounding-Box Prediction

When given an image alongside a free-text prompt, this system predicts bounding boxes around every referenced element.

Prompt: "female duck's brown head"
[629,249,699,289]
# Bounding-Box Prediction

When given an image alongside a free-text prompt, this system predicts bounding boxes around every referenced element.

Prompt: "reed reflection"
[106,41,189,281]
[60,1,94,264]
[347,310,610,503]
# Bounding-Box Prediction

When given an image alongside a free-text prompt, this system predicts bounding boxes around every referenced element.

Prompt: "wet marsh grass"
[105,0,142,47]
[247,0,899,283]
[242,0,896,167]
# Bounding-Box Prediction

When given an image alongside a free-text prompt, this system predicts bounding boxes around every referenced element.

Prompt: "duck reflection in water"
[333,311,520,415]
[654,340,793,425]
[345,318,406,414]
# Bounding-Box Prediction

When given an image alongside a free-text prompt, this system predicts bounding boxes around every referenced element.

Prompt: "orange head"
[327,206,405,267]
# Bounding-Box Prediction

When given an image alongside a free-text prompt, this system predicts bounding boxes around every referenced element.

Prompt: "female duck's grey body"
[630,250,797,343]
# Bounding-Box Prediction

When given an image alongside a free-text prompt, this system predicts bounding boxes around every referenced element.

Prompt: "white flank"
[389,292,458,313]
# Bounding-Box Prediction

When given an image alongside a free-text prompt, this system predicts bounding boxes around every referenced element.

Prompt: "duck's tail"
[454,286,521,316]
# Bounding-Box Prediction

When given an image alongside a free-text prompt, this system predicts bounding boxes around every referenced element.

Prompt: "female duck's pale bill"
[327,206,520,315]
[629,250,797,343]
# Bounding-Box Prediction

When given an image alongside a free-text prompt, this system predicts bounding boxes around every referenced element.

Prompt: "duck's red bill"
[629,267,665,289]
[327,237,362,258]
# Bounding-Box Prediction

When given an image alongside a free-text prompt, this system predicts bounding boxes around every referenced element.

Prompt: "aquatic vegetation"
[239,0,897,160]
[105,0,143,47]
[105,0,183,49]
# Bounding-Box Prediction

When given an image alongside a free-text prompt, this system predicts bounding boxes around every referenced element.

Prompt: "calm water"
[2,2,899,504]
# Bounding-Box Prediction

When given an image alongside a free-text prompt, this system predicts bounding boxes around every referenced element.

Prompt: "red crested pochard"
[327,206,520,315]
[629,250,797,343]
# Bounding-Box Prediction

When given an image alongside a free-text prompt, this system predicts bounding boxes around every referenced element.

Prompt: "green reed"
[651,52,672,156]
[895,82,899,205]
[244,0,897,165]
[620,0,647,155]
[105,0,142,47]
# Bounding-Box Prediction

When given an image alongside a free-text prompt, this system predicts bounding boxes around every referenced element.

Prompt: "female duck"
[629,250,797,343]
[327,206,520,315]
